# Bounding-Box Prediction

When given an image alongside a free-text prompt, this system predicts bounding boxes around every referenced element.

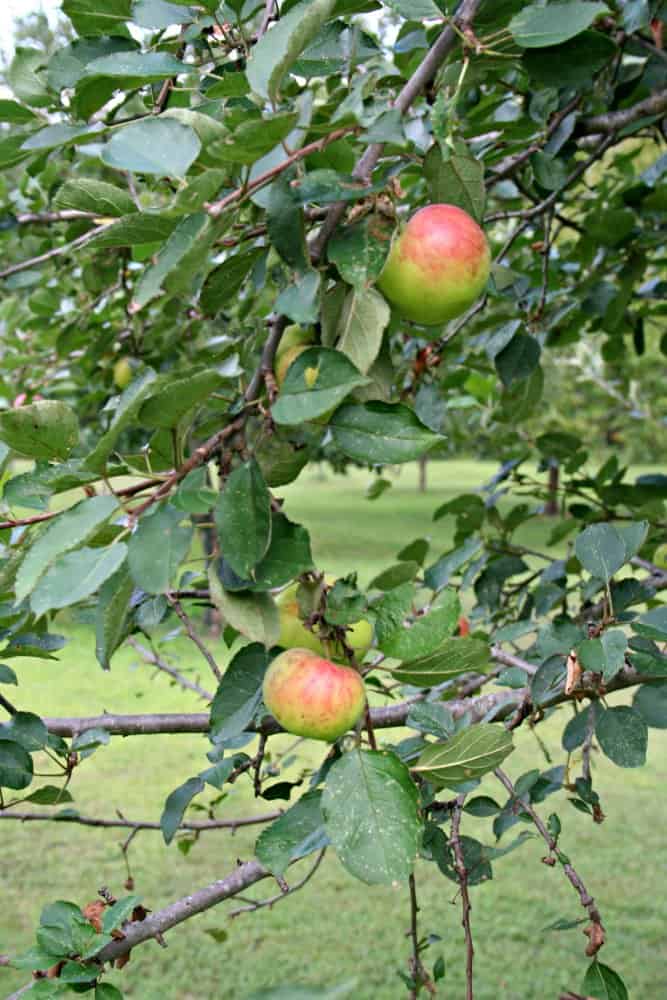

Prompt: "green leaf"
[54,178,135,217]
[596,706,647,768]
[322,749,422,885]
[424,537,483,591]
[160,775,204,844]
[330,402,442,464]
[84,51,185,81]
[102,119,201,177]
[86,368,158,472]
[384,0,441,16]
[210,643,269,741]
[95,565,134,669]
[30,545,128,618]
[86,214,178,249]
[128,505,193,594]
[523,30,616,87]
[380,592,460,661]
[406,702,454,740]
[16,496,119,602]
[215,460,272,579]
[414,725,514,789]
[389,636,491,686]
[267,174,309,272]
[0,99,39,123]
[0,712,47,751]
[272,347,369,426]
[102,894,141,933]
[275,271,322,325]
[328,220,392,291]
[0,739,33,790]
[47,36,136,89]
[208,565,280,646]
[632,606,667,642]
[133,0,193,29]
[251,514,314,591]
[574,524,627,582]
[22,785,74,805]
[200,247,265,315]
[139,368,226,428]
[633,682,667,729]
[495,334,541,387]
[509,2,608,48]
[423,142,485,222]
[21,124,100,152]
[63,0,132,37]
[210,112,299,165]
[577,630,627,682]
[0,664,18,685]
[581,960,629,1000]
[335,287,390,375]
[131,212,211,309]
[256,790,328,875]
[247,0,336,102]
[0,401,79,461]
[96,984,124,1000]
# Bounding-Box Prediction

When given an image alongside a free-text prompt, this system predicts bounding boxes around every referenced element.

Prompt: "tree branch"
[127,637,213,701]
[229,847,325,918]
[494,768,605,957]
[0,224,111,280]
[0,809,280,832]
[166,594,222,683]
[37,661,660,739]
[578,88,667,134]
[450,795,474,1000]
[95,860,270,964]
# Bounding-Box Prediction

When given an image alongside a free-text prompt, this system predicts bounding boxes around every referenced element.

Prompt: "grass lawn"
[1,460,666,999]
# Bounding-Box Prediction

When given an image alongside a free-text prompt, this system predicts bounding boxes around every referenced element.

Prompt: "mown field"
[1,461,666,999]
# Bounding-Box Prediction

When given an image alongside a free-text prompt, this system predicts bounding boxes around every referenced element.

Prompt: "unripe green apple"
[275,344,310,387]
[113,357,133,389]
[653,543,667,570]
[376,203,491,328]
[278,324,313,356]
[276,581,373,659]
[263,647,366,740]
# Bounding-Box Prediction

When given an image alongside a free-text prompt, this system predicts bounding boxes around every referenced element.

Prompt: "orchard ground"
[1,460,666,999]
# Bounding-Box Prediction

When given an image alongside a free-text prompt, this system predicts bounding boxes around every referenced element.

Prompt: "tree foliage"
[0,0,666,997]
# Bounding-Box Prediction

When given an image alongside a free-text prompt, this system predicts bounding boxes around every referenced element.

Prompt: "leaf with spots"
[414,724,514,789]
[255,790,329,876]
[595,706,647,767]
[321,749,422,885]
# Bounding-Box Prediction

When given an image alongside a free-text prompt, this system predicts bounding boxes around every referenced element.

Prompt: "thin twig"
[494,768,605,957]
[166,594,222,682]
[229,848,326,918]
[406,872,436,998]
[256,0,277,41]
[450,795,474,1000]
[127,637,213,701]
[253,732,268,797]
[0,223,111,280]
[0,691,18,716]
[0,809,281,832]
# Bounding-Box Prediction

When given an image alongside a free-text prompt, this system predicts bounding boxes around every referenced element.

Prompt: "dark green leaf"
[596,706,647,767]
[272,348,369,426]
[102,119,201,177]
[581,960,629,1000]
[509,2,608,47]
[633,683,667,729]
[255,790,328,875]
[215,460,272,579]
[31,545,128,617]
[414,725,514,788]
[0,739,33,790]
[210,643,269,741]
[128,505,192,594]
[0,401,79,461]
[575,524,627,582]
[330,402,442,464]
[161,776,204,844]
[389,635,491,686]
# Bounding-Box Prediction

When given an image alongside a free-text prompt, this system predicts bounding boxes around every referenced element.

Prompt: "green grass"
[1,460,666,999]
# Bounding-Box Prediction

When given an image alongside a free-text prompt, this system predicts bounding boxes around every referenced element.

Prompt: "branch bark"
[0,809,280,832]
[450,795,474,1000]
[578,87,667,134]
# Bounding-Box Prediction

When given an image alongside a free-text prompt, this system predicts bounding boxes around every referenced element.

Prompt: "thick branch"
[229,847,325,918]
[96,860,270,964]
[578,88,667,134]
[38,662,659,739]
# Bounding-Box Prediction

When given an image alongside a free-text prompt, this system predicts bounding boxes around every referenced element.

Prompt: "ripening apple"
[263,647,366,740]
[376,203,491,328]
[276,581,373,659]
[274,325,314,387]
[113,357,133,390]
[653,543,667,570]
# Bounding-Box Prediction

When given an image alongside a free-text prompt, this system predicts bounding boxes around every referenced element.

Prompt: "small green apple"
[113,358,133,390]
[276,580,373,659]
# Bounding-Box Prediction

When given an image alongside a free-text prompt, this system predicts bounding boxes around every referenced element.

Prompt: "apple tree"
[0,1,666,997]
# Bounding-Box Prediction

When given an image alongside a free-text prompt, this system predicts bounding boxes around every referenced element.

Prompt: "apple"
[276,581,373,659]
[263,647,366,740]
[275,344,310,387]
[457,615,471,637]
[274,325,314,387]
[653,543,667,570]
[376,203,491,327]
[113,358,133,389]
